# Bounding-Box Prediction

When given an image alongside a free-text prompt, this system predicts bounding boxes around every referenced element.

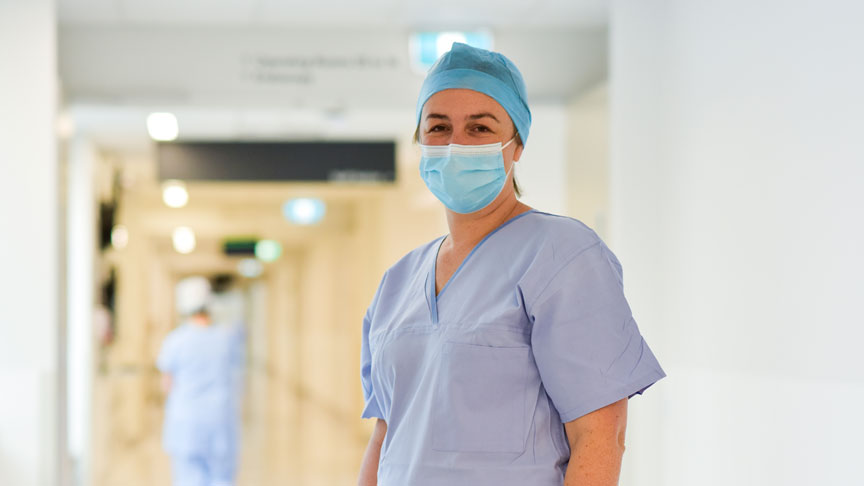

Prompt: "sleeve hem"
[360,398,384,420]
[557,368,667,423]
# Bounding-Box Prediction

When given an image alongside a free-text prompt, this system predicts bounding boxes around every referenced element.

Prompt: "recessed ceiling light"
[172,226,196,254]
[147,112,179,141]
[410,31,494,74]
[162,180,189,208]
[282,198,326,225]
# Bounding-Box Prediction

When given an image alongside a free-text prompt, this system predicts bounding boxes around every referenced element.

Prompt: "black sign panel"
[158,141,396,182]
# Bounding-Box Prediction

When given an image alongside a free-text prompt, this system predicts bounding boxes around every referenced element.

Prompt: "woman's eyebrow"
[424,112,500,122]
[467,112,500,122]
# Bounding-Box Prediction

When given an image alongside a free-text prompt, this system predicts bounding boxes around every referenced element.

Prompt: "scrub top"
[157,322,245,457]
[360,210,666,485]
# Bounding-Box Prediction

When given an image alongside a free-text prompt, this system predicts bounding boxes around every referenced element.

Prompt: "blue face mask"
[419,137,516,214]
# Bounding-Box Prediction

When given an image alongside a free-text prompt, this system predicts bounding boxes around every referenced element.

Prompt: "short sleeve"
[360,273,387,420]
[529,242,666,423]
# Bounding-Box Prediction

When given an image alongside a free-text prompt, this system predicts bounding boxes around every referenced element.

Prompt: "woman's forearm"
[563,429,626,486]
[358,419,387,486]
[161,374,172,394]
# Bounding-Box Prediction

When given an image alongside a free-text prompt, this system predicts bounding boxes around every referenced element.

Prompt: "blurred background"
[1,1,862,485]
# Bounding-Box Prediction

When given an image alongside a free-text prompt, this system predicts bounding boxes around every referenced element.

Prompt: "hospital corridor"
[3,1,864,486]
[82,164,445,486]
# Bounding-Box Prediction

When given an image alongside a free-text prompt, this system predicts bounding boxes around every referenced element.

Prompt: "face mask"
[419,137,516,214]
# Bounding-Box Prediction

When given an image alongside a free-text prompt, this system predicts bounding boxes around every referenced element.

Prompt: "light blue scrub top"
[360,210,666,485]
[157,322,245,457]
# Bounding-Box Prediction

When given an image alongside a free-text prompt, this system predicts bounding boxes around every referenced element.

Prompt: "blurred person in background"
[158,276,246,486]
[358,43,666,486]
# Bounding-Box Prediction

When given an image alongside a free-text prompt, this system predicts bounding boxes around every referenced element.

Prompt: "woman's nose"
[450,129,470,145]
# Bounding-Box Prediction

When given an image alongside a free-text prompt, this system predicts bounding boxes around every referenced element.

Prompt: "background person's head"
[175,276,213,322]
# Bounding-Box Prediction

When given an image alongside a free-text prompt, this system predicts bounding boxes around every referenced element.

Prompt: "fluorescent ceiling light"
[172,226,196,254]
[147,112,179,141]
[162,180,189,208]
[282,198,326,225]
[410,31,494,74]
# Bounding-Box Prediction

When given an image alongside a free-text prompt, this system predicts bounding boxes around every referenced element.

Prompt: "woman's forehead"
[421,89,509,121]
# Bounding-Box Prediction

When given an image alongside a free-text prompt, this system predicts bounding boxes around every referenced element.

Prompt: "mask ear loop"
[502,136,518,197]
[505,160,516,178]
[483,159,517,206]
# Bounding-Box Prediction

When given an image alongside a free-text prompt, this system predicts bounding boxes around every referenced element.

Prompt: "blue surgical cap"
[416,42,532,144]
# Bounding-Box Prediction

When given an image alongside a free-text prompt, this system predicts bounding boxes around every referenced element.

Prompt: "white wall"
[0,1,59,485]
[611,1,864,485]
[566,83,609,237]
[516,103,569,215]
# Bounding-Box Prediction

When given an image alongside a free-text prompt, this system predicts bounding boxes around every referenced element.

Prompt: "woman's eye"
[471,125,491,133]
[428,125,448,132]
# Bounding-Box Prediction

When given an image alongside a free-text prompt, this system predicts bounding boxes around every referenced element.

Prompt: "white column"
[66,138,96,486]
[0,1,59,486]
[611,1,864,485]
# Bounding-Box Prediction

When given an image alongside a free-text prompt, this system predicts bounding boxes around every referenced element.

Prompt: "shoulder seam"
[525,240,603,317]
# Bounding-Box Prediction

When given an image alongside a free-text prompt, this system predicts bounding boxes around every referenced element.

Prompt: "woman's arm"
[563,398,628,486]
[358,418,387,486]
[161,373,172,394]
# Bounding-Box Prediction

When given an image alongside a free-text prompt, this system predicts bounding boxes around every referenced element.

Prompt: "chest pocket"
[431,341,540,454]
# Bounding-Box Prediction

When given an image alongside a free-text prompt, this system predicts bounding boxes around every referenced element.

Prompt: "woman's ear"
[513,143,524,162]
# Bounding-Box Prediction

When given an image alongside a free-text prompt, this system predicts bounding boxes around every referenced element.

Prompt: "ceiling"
[58,0,609,151]
[59,25,608,152]
[59,1,610,269]
[58,0,609,28]
[58,0,610,149]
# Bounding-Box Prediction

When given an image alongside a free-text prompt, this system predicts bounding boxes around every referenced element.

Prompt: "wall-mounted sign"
[158,141,395,182]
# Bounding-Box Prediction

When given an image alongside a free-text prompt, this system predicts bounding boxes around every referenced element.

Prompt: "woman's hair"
[413,125,524,198]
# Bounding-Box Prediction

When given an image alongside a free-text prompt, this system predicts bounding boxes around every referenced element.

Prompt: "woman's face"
[419,88,523,163]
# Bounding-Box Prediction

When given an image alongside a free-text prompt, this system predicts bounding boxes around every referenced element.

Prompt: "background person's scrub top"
[157,322,245,458]
[360,210,666,486]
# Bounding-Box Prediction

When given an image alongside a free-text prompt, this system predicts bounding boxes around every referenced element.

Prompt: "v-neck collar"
[425,209,537,325]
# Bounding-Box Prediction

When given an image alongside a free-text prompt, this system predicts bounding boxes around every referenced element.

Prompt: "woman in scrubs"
[357,43,665,486]
[158,276,245,486]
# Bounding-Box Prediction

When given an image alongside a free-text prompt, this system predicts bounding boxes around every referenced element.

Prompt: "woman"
[158,276,245,486]
[358,43,665,486]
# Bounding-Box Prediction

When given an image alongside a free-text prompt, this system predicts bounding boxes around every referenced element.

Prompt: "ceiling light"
[436,32,468,58]
[147,112,179,141]
[282,198,326,225]
[172,226,196,254]
[410,31,494,74]
[162,180,189,208]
